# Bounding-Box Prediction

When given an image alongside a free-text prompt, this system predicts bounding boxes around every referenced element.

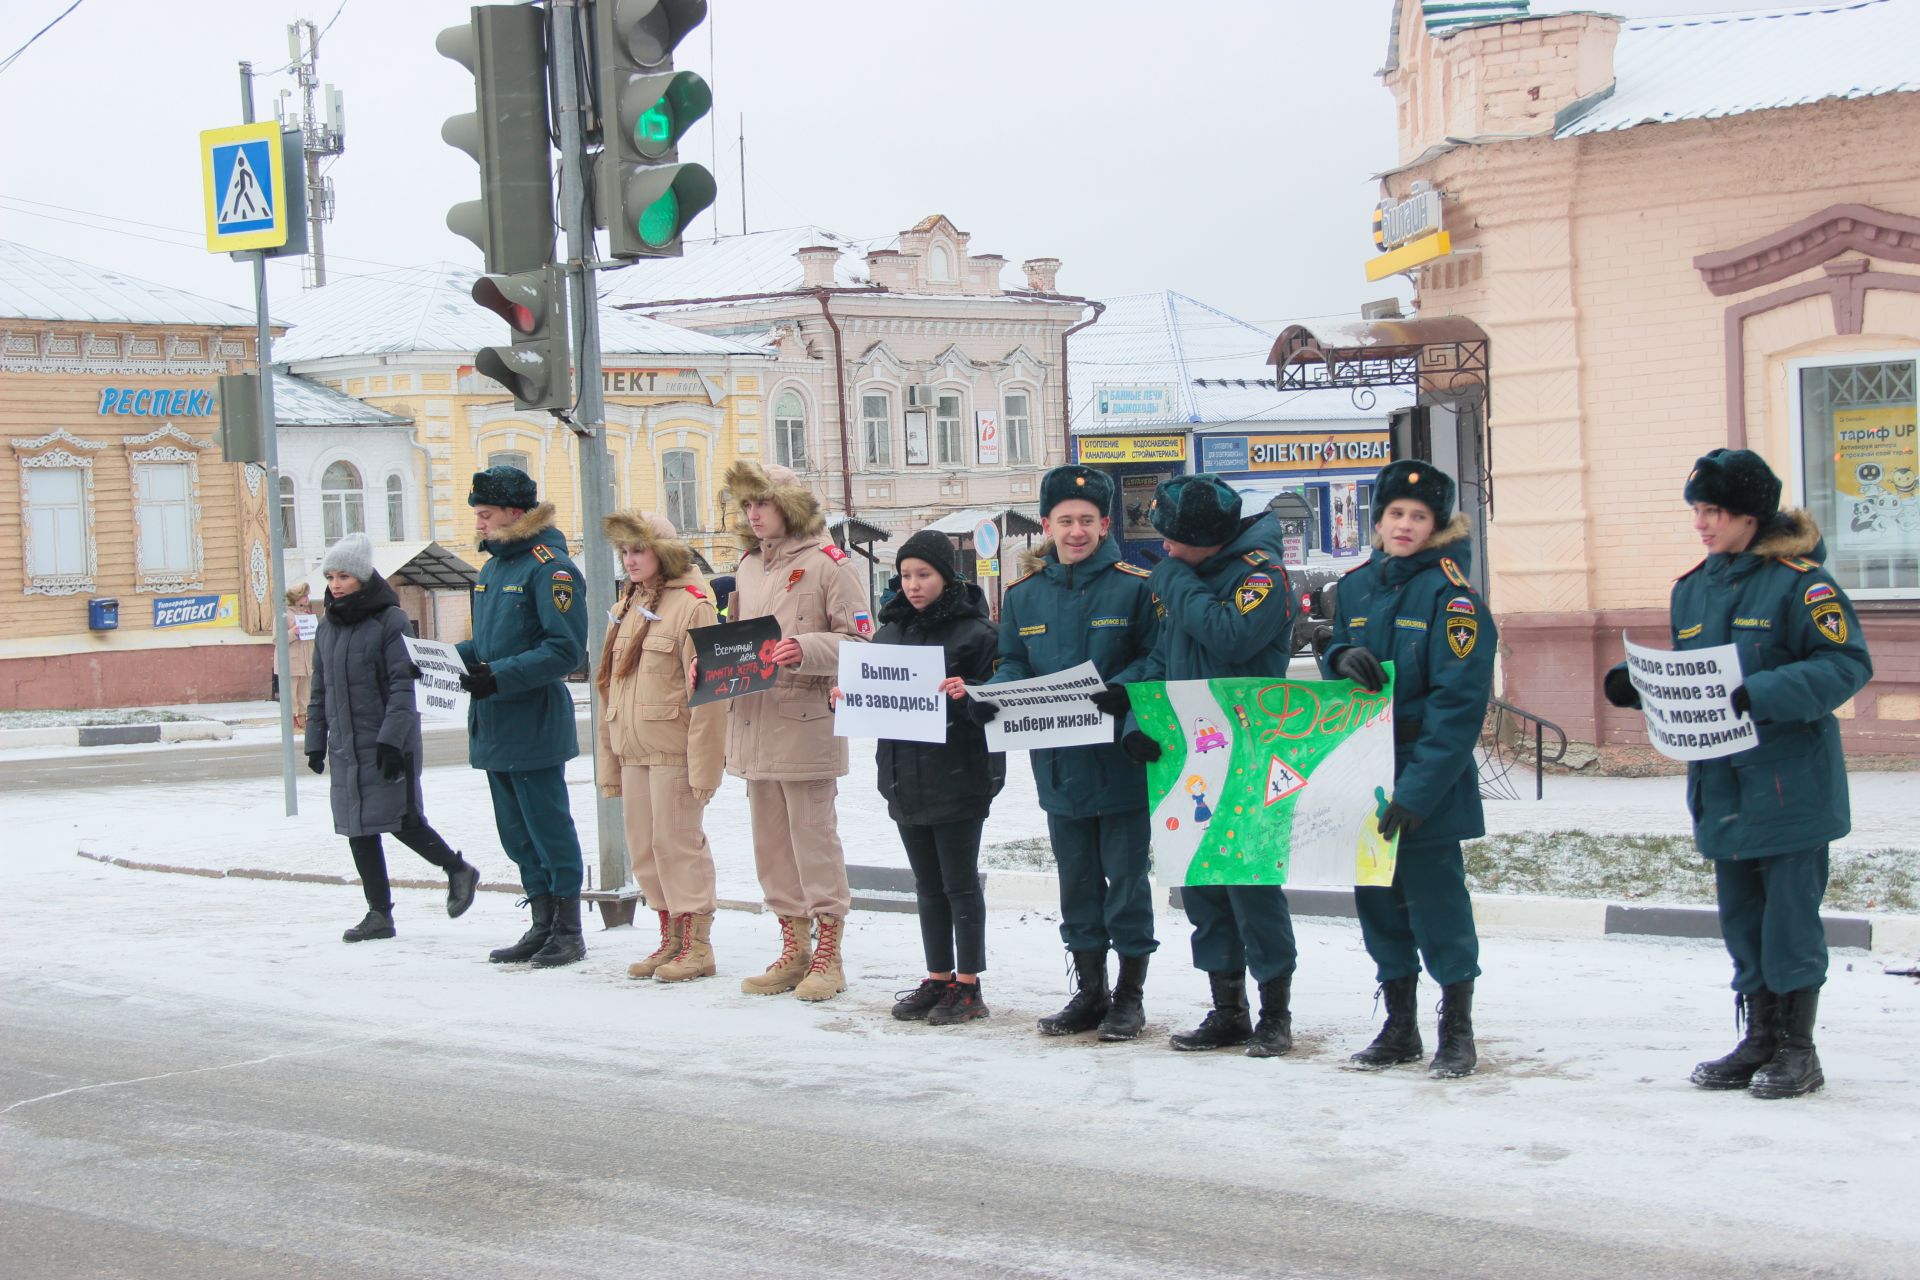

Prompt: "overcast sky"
[3,0,1767,328]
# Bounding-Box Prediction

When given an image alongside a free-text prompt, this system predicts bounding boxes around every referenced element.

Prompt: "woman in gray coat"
[306,533,479,942]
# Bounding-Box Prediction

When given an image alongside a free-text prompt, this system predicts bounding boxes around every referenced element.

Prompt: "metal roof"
[920,507,1045,538]
[1557,0,1920,137]
[305,540,477,595]
[272,372,411,427]
[597,225,882,305]
[0,239,256,328]
[272,262,773,363]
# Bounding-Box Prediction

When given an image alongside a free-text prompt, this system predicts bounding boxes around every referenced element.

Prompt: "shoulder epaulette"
[530,544,556,564]
[1440,557,1471,589]
[1341,559,1371,578]
[1242,549,1270,567]
[1777,556,1819,573]
[1676,558,1706,582]
[819,543,848,563]
[1005,568,1039,590]
[684,585,707,599]
[1114,561,1150,577]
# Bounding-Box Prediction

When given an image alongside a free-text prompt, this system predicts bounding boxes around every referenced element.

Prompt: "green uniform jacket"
[1320,514,1495,846]
[1612,510,1871,861]
[992,535,1158,817]
[1134,513,1298,683]
[456,503,588,773]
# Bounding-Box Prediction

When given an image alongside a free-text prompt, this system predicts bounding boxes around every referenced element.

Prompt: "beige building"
[1333,0,1920,758]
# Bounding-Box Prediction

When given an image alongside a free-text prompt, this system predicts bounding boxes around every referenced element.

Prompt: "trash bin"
[87,598,119,631]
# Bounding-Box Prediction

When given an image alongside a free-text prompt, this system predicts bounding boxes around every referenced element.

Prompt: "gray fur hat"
[320,531,375,582]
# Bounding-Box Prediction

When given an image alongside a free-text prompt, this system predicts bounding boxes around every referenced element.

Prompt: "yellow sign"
[1365,230,1452,282]
[976,557,1000,578]
[1078,435,1187,464]
[1246,432,1390,472]
[200,122,290,252]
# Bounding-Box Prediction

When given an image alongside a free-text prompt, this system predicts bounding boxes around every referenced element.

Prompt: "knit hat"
[1039,465,1115,518]
[1371,460,1456,525]
[468,465,537,510]
[896,528,959,583]
[1149,473,1243,548]
[320,531,375,582]
[1683,448,1781,521]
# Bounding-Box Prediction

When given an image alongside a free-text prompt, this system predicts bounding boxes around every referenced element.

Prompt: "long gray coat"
[304,600,425,837]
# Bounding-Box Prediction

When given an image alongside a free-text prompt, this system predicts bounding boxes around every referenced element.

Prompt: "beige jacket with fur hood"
[720,461,870,780]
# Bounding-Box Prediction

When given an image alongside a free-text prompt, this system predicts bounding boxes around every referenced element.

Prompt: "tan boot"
[627,909,680,980]
[794,914,847,1002]
[655,912,717,983]
[740,914,813,995]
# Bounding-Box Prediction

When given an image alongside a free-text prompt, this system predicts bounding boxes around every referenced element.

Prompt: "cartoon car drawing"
[1193,718,1228,753]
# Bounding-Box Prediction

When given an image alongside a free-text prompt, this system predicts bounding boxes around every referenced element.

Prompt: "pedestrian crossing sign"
[200,122,288,252]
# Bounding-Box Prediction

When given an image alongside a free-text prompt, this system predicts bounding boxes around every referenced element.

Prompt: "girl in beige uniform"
[596,511,726,984]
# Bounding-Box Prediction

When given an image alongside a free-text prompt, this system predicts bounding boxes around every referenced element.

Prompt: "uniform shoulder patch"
[684,585,707,599]
[1114,561,1150,577]
[1446,616,1478,658]
[1242,549,1270,567]
[1445,595,1475,614]
[551,578,574,613]
[530,544,556,564]
[1803,581,1836,605]
[549,568,572,582]
[1778,556,1818,573]
[820,543,849,563]
[1440,557,1471,588]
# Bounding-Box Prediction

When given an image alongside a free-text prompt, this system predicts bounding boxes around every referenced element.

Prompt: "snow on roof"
[271,372,410,427]
[596,226,882,307]
[0,239,256,328]
[272,262,773,364]
[1557,0,1920,137]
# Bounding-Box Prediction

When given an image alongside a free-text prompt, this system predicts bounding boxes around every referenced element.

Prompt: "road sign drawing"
[201,122,289,252]
[217,147,269,225]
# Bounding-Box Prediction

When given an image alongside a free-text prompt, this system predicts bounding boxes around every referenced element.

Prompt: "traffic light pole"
[548,1,627,900]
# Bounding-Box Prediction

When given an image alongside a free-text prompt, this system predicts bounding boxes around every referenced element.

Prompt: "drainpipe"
[1060,300,1106,465]
[813,288,857,517]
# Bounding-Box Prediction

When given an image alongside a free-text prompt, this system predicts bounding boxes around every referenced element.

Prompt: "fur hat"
[725,459,823,545]
[1684,448,1781,521]
[896,528,959,584]
[320,531,375,582]
[1149,473,1243,548]
[468,465,537,510]
[1371,460,1456,525]
[1039,465,1116,518]
[603,508,693,581]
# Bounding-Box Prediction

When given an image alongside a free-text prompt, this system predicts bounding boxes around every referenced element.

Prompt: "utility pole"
[282,19,346,288]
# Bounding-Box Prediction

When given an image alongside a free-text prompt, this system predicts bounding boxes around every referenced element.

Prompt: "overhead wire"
[0,0,87,76]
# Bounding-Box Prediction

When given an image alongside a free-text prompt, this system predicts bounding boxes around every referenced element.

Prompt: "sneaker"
[343,909,395,943]
[892,978,951,1021]
[927,980,989,1026]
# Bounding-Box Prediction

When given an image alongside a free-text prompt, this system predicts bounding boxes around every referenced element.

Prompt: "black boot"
[1350,974,1423,1069]
[343,909,395,943]
[1748,988,1824,1100]
[530,894,587,968]
[446,858,480,919]
[1690,991,1781,1090]
[1428,981,1477,1078]
[489,895,555,964]
[1097,954,1150,1041]
[927,979,989,1026]
[1246,974,1294,1057]
[1170,972,1253,1051]
[1037,950,1110,1036]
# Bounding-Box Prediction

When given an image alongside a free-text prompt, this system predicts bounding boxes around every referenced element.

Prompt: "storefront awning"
[825,513,890,547]
[921,507,1045,539]
[1268,315,1488,401]
[306,540,477,596]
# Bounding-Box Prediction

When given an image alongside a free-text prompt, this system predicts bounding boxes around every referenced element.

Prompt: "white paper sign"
[1623,637,1758,761]
[293,612,318,642]
[834,643,948,744]
[965,660,1113,751]
[404,636,471,723]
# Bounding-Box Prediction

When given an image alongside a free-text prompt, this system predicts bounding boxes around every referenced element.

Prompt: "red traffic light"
[472,275,539,334]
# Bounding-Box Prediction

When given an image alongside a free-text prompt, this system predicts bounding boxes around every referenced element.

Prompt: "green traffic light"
[638,189,680,248]
[635,98,672,149]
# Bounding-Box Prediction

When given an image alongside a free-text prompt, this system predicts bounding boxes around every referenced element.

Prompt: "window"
[386,474,406,541]
[1004,391,1032,464]
[663,449,697,533]
[1302,485,1324,553]
[861,392,892,467]
[1795,354,1919,597]
[486,449,530,474]
[774,391,807,469]
[136,463,195,575]
[278,475,298,548]
[928,244,953,280]
[27,467,87,578]
[321,460,365,544]
[1357,482,1373,537]
[935,393,964,466]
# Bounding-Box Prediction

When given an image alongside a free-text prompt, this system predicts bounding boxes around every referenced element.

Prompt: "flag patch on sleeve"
[1445,595,1475,614]
[1804,582,1836,605]
[853,610,873,636]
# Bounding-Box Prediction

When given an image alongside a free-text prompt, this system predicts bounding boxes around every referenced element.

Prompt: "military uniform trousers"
[620,763,717,916]
[1354,838,1481,987]
[1048,810,1158,957]
[486,766,584,898]
[1716,846,1829,995]
[1184,884,1296,982]
[746,778,851,918]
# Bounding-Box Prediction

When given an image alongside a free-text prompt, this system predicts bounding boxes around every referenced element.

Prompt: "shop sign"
[1199,436,1250,474]
[152,593,239,630]
[1246,432,1390,471]
[97,388,215,417]
[1094,384,1175,419]
[1376,189,1444,251]
[1832,404,1918,552]
[601,368,713,399]
[1078,435,1186,464]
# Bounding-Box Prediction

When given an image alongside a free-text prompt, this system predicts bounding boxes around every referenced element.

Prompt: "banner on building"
[963,661,1113,751]
[1622,637,1757,761]
[1121,472,1165,541]
[1127,674,1400,888]
[976,409,1002,465]
[152,594,240,630]
[1093,384,1175,419]
[404,636,470,723]
[1831,404,1918,552]
[1078,435,1187,464]
[833,643,948,744]
[1245,432,1390,471]
[688,616,782,706]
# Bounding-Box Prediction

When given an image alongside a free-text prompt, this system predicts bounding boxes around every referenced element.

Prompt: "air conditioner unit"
[907,384,936,408]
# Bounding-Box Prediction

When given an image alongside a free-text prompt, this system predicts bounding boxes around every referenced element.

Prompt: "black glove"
[1121,730,1163,764]
[969,699,1001,724]
[377,743,408,782]
[459,662,498,700]
[306,751,325,775]
[1377,801,1423,841]
[1089,685,1131,717]
[1333,646,1386,692]
[1731,686,1752,718]
[1603,666,1642,710]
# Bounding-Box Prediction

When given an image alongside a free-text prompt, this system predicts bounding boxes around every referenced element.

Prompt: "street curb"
[1,720,232,749]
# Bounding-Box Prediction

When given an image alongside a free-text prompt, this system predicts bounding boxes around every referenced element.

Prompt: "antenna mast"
[285,19,347,288]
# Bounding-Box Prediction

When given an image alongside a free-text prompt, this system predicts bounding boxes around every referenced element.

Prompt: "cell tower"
[277,19,347,288]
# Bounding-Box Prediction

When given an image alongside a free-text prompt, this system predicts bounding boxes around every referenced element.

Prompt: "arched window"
[662,449,697,533]
[774,391,807,470]
[486,448,530,474]
[385,474,406,541]
[928,244,953,280]
[278,474,298,548]
[321,461,365,544]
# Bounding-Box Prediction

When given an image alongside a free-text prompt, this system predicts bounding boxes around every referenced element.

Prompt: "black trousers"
[348,822,460,913]
[897,819,987,975]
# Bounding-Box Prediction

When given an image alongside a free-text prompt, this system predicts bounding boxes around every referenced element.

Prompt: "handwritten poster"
[688,616,782,707]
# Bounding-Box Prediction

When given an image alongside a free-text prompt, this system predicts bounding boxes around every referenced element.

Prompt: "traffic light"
[594,0,716,258]
[471,264,571,412]
[437,4,554,275]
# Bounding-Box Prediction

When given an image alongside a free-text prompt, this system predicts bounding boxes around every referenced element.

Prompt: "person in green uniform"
[456,466,590,969]
[1118,473,1301,1058]
[1319,461,1494,1079]
[1605,448,1871,1099]
[992,465,1160,1041]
